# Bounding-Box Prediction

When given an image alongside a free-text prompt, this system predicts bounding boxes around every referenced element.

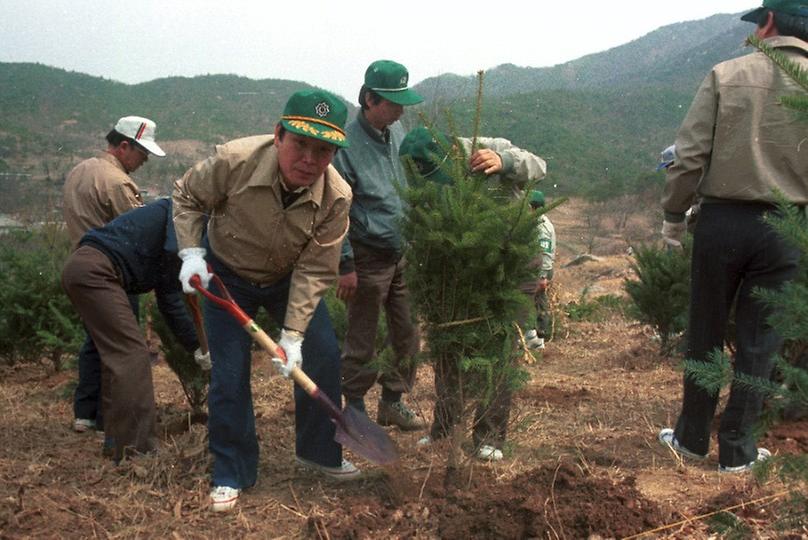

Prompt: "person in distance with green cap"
[332,60,427,431]
[524,191,556,352]
[658,0,808,474]
[399,126,547,196]
[399,125,548,462]
[173,89,358,512]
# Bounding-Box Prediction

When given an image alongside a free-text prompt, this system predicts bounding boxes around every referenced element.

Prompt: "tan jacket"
[63,152,142,247]
[172,135,352,332]
[662,36,808,218]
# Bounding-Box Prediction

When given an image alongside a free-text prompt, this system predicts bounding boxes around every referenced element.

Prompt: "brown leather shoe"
[376,400,425,431]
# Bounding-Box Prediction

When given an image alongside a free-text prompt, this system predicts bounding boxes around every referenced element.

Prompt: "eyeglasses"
[128,141,148,158]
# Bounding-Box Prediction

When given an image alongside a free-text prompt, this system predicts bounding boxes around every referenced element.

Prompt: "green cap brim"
[740,7,763,21]
[375,88,424,106]
[281,118,349,148]
[423,166,453,185]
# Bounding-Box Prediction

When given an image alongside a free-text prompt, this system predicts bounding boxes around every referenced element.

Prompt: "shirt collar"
[245,142,325,208]
[357,110,390,144]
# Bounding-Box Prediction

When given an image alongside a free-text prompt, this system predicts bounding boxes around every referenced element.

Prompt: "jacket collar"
[245,138,326,208]
[99,150,127,173]
[764,35,808,54]
[357,110,390,144]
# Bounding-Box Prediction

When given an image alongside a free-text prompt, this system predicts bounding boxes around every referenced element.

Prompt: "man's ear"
[757,10,778,39]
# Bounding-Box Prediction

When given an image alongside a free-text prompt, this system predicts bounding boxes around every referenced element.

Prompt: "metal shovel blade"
[190,274,399,466]
[334,404,399,466]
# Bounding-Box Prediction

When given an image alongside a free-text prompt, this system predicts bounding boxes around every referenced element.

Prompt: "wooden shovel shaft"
[189,275,321,400]
[240,318,318,396]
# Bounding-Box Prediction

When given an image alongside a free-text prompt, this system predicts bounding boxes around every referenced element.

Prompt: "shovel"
[185,293,208,355]
[189,274,399,466]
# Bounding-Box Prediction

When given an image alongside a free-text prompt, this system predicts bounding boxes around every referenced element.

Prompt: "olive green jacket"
[662,36,808,220]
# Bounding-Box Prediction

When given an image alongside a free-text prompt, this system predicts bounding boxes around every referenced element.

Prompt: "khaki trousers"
[341,242,419,400]
[62,246,156,460]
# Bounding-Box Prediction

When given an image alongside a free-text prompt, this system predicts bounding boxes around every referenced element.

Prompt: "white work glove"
[178,247,212,294]
[194,348,211,371]
[661,220,687,249]
[271,328,303,378]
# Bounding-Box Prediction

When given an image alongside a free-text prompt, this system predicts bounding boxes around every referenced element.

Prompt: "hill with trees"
[0,11,757,214]
[414,13,749,101]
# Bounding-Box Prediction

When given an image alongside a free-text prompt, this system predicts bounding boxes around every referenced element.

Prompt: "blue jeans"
[73,295,139,430]
[205,258,343,489]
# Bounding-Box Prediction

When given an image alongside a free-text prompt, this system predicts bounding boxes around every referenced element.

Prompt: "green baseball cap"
[741,0,808,22]
[399,126,453,185]
[280,89,349,148]
[529,190,545,208]
[364,60,424,106]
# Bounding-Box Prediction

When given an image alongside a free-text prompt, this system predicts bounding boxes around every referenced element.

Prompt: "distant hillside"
[414,12,757,198]
[0,62,339,156]
[415,13,750,102]
[0,11,763,215]
[0,63,355,214]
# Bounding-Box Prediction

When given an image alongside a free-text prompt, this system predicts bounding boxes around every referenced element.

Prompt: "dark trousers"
[341,243,419,401]
[73,295,139,430]
[674,203,799,467]
[62,246,157,460]
[429,355,512,449]
[535,283,552,339]
[205,256,343,490]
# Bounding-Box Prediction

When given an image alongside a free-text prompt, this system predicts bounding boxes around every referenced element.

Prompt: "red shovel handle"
[188,274,338,402]
[189,274,397,465]
[185,293,208,355]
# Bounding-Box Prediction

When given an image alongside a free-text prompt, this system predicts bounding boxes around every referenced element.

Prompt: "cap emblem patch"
[315,102,330,118]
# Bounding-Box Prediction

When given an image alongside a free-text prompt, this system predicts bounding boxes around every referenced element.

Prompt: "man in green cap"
[399,125,547,461]
[332,60,426,430]
[173,89,356,512]
[658,1,808,473]
[398,126,547,195]
[525,190,556,351]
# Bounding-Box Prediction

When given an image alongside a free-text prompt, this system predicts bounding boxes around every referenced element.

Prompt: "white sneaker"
[477,445,504,461]
[525,329,538,340]
[73,418,96,433]
[416,435,432,447]
[528,337,545,350]
[210,486,240,512]
[295,456,361,481]
[658,428,707,460]
[719,448,771,473]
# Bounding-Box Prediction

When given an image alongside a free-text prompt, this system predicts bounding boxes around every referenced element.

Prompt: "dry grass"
[1,198,805,538]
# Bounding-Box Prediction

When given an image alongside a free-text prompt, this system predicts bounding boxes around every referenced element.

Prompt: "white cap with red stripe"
[113,116,166,157]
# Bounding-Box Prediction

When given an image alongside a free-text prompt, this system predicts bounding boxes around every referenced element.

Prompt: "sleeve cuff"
[339,257,355,275]
[664,211,687,223]
[499,151,514,174]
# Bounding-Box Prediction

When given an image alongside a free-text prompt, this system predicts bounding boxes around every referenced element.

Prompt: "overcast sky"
[1,0,757,101]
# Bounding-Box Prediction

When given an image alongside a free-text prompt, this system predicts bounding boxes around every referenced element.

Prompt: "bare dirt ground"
[1,197,806,539]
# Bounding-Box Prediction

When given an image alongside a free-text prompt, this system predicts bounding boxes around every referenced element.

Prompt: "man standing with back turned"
[333,60,426,430]
[658,0,808,473]
[63,116,165,435]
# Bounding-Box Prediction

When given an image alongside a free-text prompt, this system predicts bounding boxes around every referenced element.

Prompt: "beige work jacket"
[662,36,808,218]
[173,135,352,332]
[62,152,142,247]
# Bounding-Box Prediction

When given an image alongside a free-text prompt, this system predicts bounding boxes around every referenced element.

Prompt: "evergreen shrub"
[401,124,539,469]
[0,225,82,370]
[624,242,690,355]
